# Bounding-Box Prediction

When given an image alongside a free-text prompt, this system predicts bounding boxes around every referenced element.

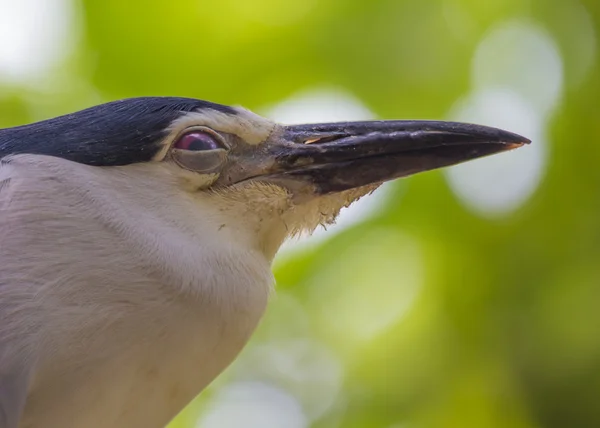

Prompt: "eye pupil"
[174,132,221,151]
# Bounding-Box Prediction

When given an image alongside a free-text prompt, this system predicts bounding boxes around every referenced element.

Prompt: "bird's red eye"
[174,132,222,151]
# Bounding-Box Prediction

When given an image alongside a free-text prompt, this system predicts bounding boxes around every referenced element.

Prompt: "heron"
[0,97,528,428]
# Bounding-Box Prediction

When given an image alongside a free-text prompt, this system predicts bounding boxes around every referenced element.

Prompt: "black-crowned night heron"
[0,97,529,428]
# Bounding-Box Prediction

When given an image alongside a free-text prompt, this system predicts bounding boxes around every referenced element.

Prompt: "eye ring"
[172,127,227,152]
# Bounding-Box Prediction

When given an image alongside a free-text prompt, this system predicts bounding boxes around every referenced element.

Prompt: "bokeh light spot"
[310,228,423,341]
[265,87,375,124]
[446,19,563,217]
[197,382,308,428]
[0,0,77,83]
[446,89,546,216]
[231,339,343,420]
[471,19,563,116]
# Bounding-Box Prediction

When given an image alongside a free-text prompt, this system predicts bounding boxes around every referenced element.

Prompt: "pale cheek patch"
[230,107,277,145]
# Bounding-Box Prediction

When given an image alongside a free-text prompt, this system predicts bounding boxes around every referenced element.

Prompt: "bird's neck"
[203,182,294,260]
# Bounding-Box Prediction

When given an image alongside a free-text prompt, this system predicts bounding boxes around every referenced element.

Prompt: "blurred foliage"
[1,0,599,427]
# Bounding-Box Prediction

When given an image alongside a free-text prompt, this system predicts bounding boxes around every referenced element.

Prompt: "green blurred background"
[1,0,598,427]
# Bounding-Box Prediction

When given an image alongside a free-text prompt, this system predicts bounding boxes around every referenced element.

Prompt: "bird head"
[0,97,529,259]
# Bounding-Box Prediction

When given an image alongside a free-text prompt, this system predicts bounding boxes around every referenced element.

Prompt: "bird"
[0,96,529,428]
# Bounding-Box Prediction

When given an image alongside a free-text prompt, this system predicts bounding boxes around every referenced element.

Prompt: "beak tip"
[509,140,530,149]
[493,127,530,149]
[506,134,531,149]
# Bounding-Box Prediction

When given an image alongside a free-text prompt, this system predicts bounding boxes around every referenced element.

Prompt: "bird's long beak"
[253,120,530,195]
[221,120,529,196]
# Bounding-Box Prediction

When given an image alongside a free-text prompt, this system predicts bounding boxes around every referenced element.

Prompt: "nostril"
[303,135,347,145]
